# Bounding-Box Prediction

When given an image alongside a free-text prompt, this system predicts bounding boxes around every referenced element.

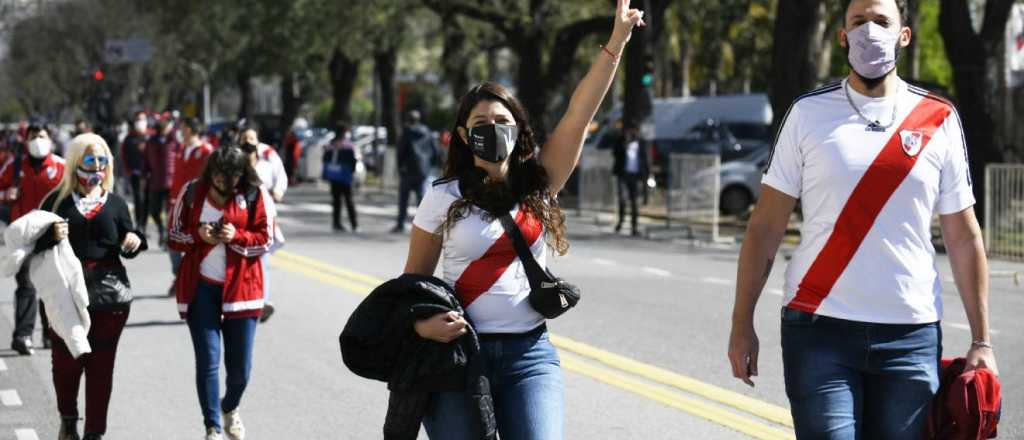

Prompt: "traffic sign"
[104,38,153,64]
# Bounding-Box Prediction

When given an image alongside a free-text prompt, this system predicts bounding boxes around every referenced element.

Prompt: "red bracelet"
[600,45,620,63]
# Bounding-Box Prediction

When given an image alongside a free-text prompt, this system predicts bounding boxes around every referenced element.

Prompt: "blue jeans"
[187,281,258,431]
[423,328,564,440]
[780,307,941,440]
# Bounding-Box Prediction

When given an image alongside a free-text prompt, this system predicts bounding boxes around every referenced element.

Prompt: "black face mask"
[468,123,519,163]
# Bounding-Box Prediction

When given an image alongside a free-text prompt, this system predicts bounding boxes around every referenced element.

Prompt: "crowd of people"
[0,0,1004,438]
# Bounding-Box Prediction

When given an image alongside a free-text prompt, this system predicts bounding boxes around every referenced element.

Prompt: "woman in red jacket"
[168,146,272,440]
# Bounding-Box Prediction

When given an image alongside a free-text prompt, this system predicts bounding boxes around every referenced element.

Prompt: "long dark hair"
[442,82,568,255]
[199,146,261,194]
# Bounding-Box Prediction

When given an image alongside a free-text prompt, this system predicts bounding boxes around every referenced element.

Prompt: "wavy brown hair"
[441,82,568,255]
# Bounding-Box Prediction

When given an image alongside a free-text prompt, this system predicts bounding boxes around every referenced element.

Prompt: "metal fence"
[577,151,727,242]
[985,164,1024,261]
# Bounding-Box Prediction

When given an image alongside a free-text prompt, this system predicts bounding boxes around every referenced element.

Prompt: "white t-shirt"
[412,179,546,334]
[199,198,226,283]
[764,78,974,324]
[255,143,288,200]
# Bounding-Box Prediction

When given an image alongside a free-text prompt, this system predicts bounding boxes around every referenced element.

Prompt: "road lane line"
[274,251,385,287]
[270,252,795,431]
[947,322,1000,335]
[551,335,793,428]
[0,389,23,406]
[701,277,732,286]
[0,359,7,372]
[643,267,673,278]
[562,356,794,440]
[15,429,40,440]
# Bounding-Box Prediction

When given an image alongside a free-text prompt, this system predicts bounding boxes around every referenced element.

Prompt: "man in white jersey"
[728,0,998,437]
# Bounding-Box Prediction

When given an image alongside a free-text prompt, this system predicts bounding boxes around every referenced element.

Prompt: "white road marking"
[947,322,1000,335]
[701,277,732,286]
[0,389,23,406]
[0,359,7,372]
[642,267,673,278]
[15,429,40,440]
[592,258,616,266]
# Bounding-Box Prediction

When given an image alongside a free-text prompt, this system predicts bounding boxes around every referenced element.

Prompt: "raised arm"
[540,0,645,193]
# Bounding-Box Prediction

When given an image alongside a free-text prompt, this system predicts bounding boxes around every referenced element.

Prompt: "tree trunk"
[375,47,399,146]
[441,14,472,104]
[680,38,693,97]
[513,35,550,135]
[905,0,922,80]
[328,48,360,126]
[280,71,302,131]
[236,71,252,121]
[939,0,1016,221]
[769,0,825,132]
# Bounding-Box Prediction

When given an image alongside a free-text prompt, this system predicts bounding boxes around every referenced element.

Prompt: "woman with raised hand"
[38,133,147,440]
[402,1,644,438]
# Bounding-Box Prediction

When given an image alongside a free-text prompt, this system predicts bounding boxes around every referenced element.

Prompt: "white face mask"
[27,138,53,158]
[135,120,148,133]
[846,22,900,80]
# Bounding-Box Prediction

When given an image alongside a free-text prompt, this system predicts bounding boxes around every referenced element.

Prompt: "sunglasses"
[83,155,110,168]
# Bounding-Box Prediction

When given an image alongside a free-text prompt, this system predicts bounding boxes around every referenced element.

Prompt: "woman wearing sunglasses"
[168,146,273,440]
[36,133,147,440]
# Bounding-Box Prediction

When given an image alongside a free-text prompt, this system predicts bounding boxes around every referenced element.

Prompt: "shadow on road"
[125,320,185,328]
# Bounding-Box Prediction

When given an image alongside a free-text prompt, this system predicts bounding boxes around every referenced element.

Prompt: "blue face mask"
[468,123,519,163]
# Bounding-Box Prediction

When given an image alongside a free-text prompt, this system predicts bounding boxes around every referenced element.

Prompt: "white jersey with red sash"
[413,178,547,334]
[764,78,973,324]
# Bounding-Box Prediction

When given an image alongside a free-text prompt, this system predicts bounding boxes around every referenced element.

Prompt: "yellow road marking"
[552,335,793,427]
[269,251,794,437]
[562,355,794,440]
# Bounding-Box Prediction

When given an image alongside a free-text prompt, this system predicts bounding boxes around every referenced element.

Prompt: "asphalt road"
[1,184,1021,439]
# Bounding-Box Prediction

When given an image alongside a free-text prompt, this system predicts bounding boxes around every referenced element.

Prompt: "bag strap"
[498,212,548,289]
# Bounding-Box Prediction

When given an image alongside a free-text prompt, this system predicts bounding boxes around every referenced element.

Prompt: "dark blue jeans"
[423,328,564,440]
[187,281,257,431]
[780,307,941,440]
[396,176,426,228]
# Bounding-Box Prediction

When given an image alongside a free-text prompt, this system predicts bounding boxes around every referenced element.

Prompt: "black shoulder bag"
[498,213,580,319]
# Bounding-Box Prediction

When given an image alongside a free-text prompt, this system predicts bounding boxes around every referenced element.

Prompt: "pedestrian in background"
[120,112,149,231]
[144,117,178,247]
[0,125,65,355]
[729,0,997,438]
[322,122,360,233]
[612,122,648,237]
[39,133,146,440]
[168,118,214,296]
[393,109,441,234]
[168,146,272,440]
[239,128,285,323]
[403,1,644,437]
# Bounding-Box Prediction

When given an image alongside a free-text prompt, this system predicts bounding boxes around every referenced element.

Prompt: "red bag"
[925,357,1001,439]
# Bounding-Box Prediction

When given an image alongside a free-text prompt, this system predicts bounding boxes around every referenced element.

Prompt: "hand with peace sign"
[610,0,647,49]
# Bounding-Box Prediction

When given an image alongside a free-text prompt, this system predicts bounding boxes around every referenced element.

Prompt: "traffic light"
[92,69,105,81]
[642,59,654,88]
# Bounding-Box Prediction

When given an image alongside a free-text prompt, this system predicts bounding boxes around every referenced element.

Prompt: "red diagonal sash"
[455,208,543,308]
[787,96,951,313]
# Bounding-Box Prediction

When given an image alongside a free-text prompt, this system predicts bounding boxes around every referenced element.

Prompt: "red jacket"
[0,151,65,221]
[144,135,178,191]
[168,180,273,319]
[170,141,213,202]
[926,357,1001,440]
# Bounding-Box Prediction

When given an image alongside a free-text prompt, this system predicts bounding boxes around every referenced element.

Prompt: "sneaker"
[11,337,33,355]
[390,225,407,234]
[205,427,223,440]
[223,408,245,440]
[58,417,80,440]
[259,303,275,323]
[82,434,102,440]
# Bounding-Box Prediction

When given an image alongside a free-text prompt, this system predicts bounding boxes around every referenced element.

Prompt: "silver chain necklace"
[844,80,898,132]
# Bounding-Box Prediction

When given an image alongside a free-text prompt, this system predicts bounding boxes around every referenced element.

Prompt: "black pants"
[396,177,425,228]
[330,182,358,229]
[617,174,640,232]
[13,263,37,339]
[130,175,147,231]
[146,190,168,240]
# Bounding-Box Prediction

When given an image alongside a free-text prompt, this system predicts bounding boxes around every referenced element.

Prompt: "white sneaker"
[205,427,223,440]
[223,408,245,440]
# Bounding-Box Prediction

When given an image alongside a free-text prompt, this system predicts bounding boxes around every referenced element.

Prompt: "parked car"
[689,146,772,216]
